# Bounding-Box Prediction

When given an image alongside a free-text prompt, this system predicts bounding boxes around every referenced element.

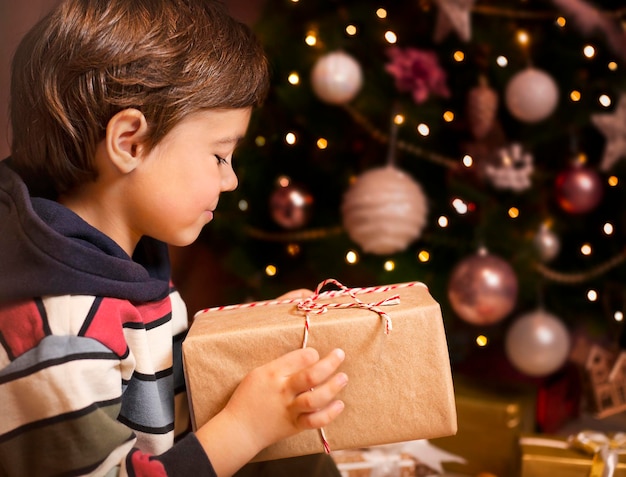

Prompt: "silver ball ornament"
[505,309,571,377]
[533,224,560,262]
[311,51,363,105]
[342,166,428,255]
[447,249,518,325]
[505,68,559,123]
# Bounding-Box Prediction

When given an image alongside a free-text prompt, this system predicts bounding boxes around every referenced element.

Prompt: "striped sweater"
[0,161,215,476]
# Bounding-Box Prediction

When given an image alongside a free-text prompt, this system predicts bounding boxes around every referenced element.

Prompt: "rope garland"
[342,104,459,169]
[471,3,626,20]
[241,220,626,285]
[534,249,626,284]
[244,224,344,242]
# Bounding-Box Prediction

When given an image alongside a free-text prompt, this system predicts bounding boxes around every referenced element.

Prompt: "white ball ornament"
[505,309,571,377]
[505,68,559,123]
[311,51,363,105]
[341,166,428,255]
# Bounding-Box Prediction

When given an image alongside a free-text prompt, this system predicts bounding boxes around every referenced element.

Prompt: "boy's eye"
[215,155,228,165]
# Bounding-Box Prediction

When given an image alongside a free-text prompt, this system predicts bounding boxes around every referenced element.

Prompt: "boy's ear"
[105,108,149,174]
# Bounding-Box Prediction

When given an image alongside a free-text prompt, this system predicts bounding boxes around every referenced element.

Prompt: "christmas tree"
[182,0,626,419]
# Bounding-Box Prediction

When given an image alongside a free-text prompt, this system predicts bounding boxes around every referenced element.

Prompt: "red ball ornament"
[269,183,314,229]
[447,248,518,325]
[555,164,603,214]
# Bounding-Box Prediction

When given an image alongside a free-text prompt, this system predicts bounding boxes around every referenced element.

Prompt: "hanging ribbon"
[568,431,626,477]
[521,431,626,477]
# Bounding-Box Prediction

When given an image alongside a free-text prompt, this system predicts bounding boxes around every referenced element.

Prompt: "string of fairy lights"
[243,2,626,337]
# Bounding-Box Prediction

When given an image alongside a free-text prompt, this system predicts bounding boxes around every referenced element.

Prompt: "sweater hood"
[0,160,170,305]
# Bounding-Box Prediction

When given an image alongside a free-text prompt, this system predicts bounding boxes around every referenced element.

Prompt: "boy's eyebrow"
[215,135,246,147]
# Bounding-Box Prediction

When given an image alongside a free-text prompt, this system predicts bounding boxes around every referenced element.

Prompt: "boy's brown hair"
[10,0,270,196]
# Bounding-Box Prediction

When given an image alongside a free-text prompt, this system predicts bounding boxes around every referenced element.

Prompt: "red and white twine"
[296,278,403,344]
[193,279,426,453]
[194,279,423,318]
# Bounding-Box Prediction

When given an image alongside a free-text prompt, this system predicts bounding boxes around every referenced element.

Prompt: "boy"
[0,0,347,476]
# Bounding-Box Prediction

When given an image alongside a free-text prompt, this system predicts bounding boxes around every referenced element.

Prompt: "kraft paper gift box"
[519,432,626,477]
[183,280,457,462]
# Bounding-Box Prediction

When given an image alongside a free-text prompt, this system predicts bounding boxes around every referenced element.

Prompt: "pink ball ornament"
[341,166,428,255]
[555,164,603,214]
[311,51,363,105]
[447,249,518,325]
[505,67,559,123]
[269,183,314,229]
[505,309,571,377]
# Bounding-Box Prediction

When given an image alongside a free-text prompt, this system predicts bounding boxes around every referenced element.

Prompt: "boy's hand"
[197,347,347,476]
[226,347,347,449]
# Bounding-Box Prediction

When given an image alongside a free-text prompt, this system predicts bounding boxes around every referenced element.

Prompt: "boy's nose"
[222,167,238,192]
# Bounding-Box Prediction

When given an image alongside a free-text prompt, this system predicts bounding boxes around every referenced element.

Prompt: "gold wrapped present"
[183,280,457,461]
[520,432,626,477]
[429,378,536,476]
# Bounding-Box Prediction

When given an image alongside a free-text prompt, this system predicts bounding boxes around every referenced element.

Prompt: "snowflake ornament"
[485,143,534,192]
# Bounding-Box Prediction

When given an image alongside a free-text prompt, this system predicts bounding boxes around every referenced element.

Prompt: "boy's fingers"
[297,399,346,430]
[294,372,348,411]
[262,347,320,377]
[288,348,345,394]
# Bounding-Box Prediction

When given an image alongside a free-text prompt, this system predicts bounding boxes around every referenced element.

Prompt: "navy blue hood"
[0,160,170,305]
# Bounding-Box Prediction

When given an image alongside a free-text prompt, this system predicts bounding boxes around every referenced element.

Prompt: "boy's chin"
[169,230,204,248]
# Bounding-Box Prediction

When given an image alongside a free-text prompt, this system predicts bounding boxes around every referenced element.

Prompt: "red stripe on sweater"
[82,298,137,357]
[128,448,167,477]
[135,298,172,326]
[82,296,171,356]
[0,300,46,359]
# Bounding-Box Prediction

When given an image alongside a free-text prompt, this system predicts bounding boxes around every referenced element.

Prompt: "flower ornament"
[385,47,451,104]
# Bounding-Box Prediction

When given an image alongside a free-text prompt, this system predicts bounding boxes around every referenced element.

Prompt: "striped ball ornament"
[341,166,428,255]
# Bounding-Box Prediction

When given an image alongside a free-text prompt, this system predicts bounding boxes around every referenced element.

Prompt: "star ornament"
[433,0,476,43]
[373,440,467,473]
[591,93,626,171]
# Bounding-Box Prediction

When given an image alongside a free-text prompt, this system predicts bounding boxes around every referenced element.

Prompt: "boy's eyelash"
[216,155,228,165]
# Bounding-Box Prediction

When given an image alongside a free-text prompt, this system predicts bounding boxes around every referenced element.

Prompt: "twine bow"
[296,278,400,347]
[296,279,401,453]
[568,431,626,477]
